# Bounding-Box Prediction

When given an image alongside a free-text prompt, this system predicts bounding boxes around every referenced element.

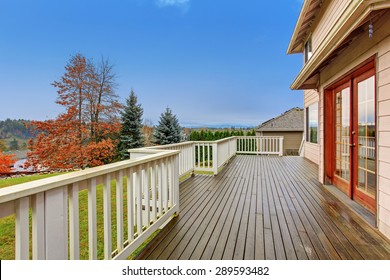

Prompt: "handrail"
[0,135,284,260]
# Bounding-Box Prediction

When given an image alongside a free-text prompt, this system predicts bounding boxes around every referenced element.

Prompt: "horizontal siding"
[312,0,351,52]
[263,131,303,155]
[379,175,390,196]
[304,142,319,165]
[304,89,319,107]
[379,36,390,238]
[379,115,390,132]
[304,90,320,167]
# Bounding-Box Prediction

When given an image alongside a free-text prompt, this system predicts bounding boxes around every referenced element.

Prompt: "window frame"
[306,102,318,144]
[304,36,313,63]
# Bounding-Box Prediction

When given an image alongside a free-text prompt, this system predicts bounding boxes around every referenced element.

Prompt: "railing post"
[213,143,218,175]
[45,186,68,259]
[174,154,180,213]
[279,137,284,156]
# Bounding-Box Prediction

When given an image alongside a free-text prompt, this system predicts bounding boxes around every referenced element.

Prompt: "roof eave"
[290,1,389,90]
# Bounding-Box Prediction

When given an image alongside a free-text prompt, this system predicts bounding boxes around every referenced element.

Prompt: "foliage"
[0,119,35,139]
[189,128,246,141]
[0,140,6,152]
[153,108,182,145]
[9,138,19,150]
[142,119,154,147]
[0,151,15,173]
[117,90,144,159]
[27,54,121,170]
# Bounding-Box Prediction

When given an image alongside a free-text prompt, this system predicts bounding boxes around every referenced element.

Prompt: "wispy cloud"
[156,0,191,13]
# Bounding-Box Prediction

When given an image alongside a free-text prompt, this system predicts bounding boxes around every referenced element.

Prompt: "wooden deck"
[137,155,390,260]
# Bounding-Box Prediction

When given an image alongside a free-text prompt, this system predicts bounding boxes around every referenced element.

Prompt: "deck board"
[137,155,390,260]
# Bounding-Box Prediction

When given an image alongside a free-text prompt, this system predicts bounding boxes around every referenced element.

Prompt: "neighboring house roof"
[256,108,304,132]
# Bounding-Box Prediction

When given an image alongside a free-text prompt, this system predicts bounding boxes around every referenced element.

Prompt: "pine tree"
[118,90,144,159]
[153,107,182,145]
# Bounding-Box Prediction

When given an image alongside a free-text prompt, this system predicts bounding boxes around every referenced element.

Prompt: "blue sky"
[0,0,304,127]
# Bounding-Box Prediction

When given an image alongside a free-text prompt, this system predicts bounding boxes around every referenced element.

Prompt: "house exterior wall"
[314,11,390,238]
[311,0,351,52]
[304,89,320,164]
[261,131,303,155]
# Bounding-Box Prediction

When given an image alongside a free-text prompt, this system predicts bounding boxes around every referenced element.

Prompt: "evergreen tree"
[118,90,144,159]
[153,107,182,145]
[9,138,19,150]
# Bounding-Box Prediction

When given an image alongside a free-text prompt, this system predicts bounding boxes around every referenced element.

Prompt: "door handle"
[349,143,356,147]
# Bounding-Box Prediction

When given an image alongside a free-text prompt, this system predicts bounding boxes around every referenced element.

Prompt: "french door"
[327,66,376,213]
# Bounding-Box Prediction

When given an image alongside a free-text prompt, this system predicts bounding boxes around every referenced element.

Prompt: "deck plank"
[137,155,390,260]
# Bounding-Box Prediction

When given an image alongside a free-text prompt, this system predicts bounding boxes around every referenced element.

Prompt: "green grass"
[0,174,165,260]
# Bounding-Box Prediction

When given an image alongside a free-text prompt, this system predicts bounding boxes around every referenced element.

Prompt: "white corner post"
[279,137,284,156]
[213,143,218,175]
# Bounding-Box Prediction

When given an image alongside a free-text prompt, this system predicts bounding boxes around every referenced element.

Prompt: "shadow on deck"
[136,155,390,260]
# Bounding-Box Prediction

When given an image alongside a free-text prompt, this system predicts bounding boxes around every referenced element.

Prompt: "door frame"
[324,57,377,213]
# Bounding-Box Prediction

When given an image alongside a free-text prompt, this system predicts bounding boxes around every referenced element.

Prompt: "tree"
[142,118,154,147]
[153,107,182,145]
[27,54,120,170]
[0,140,7,152]
[0,151,15,173]
[117,90,144,159]
[9,138,19,150]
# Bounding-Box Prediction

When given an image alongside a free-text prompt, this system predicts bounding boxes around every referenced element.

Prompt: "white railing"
[0,136,284,260]
[0,149,179,260]
[193,141,214,173]
[236,136,284,156]
[145,142,194,177]
[215,137,237,175]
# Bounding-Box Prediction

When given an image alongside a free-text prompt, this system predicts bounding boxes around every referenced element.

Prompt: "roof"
[287,0,323,54]
[287,0,390,90]
[256,108,304,132]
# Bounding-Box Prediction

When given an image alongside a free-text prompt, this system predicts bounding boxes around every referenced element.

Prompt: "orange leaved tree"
[27,54,121,170]
[0,151,15,173]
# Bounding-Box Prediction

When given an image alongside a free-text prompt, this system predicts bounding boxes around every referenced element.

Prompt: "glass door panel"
[335,87,350,182]
[356,76,376,198]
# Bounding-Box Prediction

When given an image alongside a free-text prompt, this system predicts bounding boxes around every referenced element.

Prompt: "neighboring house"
[288,0,390,238]
[256,107,304,155]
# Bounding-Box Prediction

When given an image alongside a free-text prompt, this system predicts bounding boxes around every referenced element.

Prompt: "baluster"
[88,178,97,260]
[136,165,143,236]
[151,163,157,222]
[116,171,124,252]
[32,193,45,260]
[127,168,134,243]
[69,183,80,260]
[103,174,112,259]
[163,158,168,211]
[207,144,210,169]
[158,160,163,217]
[15,197,29,260]
[197,144,200,168]
[145,163,151,227]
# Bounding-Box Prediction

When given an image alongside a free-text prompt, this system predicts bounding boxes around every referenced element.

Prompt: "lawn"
[0,173,154,260]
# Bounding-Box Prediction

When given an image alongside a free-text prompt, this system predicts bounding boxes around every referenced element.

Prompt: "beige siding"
[262,131,303,155]
[304,142,319,164]
[314,11,390,238]
[311,0,351,52]
[304,89,320,165]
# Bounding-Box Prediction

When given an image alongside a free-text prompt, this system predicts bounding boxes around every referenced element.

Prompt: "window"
[306,102,318,143]
[304,37,312,63]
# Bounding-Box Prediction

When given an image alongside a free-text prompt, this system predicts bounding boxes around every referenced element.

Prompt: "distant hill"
[0,119,35,139]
